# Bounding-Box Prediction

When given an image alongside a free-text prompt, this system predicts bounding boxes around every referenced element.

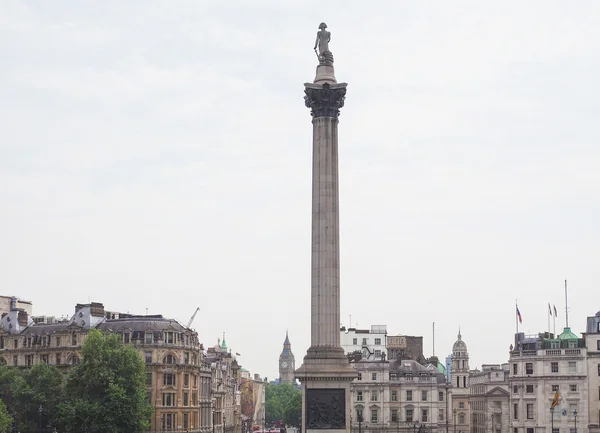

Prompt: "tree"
[283,392,301,428]
[12,363,64,432]
[0,400,12,433]
[265,383,301,426]
[57,329,153,433]
[0,362,64,433]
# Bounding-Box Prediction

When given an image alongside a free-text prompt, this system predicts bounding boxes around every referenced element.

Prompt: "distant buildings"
[341,325,388,360]
[451,331,471,433]
[585,312,600,433]
[509,328,588,433]
[469,364,509,433]
[0,298,245,433]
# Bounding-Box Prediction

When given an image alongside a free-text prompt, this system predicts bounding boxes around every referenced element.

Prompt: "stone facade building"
[468,364,510,433]
[205,338,242,433]
[585,312,600,433]
[341,325,388,360]
[0,301,241,433]
[349,357,449,433]
[508,329,588,433]
[0,295,32,317]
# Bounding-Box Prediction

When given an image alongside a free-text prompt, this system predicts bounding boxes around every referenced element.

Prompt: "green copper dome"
[436,361,447,375]
[558,327,578,340]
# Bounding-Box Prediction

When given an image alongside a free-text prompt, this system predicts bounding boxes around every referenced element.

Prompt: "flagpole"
[516,299,519,334]
[553,306,556,336]
[565,279,569,328]
[548,304,551,334]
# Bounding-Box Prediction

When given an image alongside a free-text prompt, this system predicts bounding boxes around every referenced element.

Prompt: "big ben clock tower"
[279,331,295,384]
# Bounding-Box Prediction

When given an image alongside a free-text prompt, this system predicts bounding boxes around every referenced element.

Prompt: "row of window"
[124,331,195,346]
[512,361,579,375]
[352,338,383,345]
[513,403,578,420]
[144,352,198,365]
[162,412,198,430]
[516,429,577,433]
[157,372,200,388]
[512,384,578,394]
[161,391,198,407]
[356,390,444,402]
[0,330,199,350]
[0,334,78,349]
[2,353,79,366]
[357,408,459,424]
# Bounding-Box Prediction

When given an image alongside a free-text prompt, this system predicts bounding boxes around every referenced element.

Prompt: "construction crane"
[187,307,200,328]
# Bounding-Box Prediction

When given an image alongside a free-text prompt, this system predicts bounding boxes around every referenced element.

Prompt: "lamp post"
[453,409,457,433]
[445,384,449,433]
[357,410,363,433]
[38,403,43,433]
[212,398,216,433]
[550,408,554,433]
[573,409,578,433]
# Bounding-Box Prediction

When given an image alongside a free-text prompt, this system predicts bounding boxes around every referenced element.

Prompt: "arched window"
[163,354,176,365]
[459,413,465,424]
[68,355,80,365]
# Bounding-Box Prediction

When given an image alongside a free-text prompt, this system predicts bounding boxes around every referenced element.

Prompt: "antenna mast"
[433,322,435,357]
[565,279,569,328]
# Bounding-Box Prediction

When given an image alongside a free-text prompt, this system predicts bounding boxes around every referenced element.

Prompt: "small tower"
[452,329,469,388]
[451,329,471,433]
[279,331,295,384]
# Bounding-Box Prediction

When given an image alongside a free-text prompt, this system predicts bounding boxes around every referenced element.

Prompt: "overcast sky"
[1,1,599,380]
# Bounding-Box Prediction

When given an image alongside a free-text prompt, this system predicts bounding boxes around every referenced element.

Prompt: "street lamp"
[453,409,457,433]
[573,409,578,433]
[357,410,363,433]
[212,398,217,433]
[550,408,554,433]
[38,403,43,433]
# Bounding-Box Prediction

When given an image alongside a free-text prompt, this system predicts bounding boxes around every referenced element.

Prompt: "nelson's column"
[295,23,357,433]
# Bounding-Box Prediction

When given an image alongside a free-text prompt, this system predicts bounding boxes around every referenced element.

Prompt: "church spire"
[284,330,291,349]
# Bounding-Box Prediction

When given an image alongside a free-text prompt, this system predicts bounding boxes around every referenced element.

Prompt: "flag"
[553,305,558,317]
[235,352,241,356]
[551,391,560,409]
[548,303,552,315]
[516,306,523,324]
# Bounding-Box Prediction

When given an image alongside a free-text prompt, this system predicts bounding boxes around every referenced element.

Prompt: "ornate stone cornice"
[304,82,347,118]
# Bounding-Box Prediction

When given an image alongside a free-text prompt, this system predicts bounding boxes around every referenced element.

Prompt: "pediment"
[486,386,509,397]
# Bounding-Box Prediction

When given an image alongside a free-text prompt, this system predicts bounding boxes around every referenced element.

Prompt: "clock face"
[281,361,288,368]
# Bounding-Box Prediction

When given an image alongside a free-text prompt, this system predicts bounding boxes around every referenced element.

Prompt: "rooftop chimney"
[17,310,28,327]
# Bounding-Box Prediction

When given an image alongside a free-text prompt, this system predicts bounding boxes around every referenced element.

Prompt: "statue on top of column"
[314,22,334,66]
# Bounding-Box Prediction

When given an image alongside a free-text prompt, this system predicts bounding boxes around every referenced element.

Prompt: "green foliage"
[0,400,13,433]
[0,362,64,432]
[265,383,301,427]
[283,392,302,428]
[57,329,153,433]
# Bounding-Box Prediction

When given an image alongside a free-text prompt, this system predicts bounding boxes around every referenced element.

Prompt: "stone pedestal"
[296,61,356,433]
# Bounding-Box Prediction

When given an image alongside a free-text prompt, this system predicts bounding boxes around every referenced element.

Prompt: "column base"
[295,347,356,433]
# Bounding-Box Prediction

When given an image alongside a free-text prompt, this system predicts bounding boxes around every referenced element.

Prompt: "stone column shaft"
[311,116,340,348]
